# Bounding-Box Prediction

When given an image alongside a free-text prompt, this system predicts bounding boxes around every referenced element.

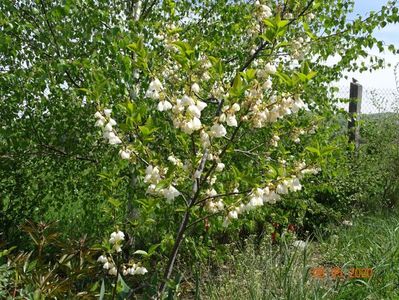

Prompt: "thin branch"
[191,135,197,157]
[285,0,315,27]
[158,149,209,296]
[195,189,252,207]
[141,0,157,20]
[39,143,98,163]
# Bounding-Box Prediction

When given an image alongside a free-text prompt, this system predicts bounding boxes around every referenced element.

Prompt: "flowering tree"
[1,0,398,298]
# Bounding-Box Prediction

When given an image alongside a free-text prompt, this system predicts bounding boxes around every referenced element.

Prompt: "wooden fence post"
[348,80,362,149]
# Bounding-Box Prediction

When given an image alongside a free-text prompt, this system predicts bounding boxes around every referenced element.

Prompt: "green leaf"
[232,74,242,90]
[99,279,105,300]
[117,274,131,298]
[148,244,160,256]
[133,250,148,256]
[108,198,122,208]
[263,18,276,28]
[320,146,337,156]
[277,19,289,28]
[242,69,256,81]
[139,125,151,136]
[306,146,321,156]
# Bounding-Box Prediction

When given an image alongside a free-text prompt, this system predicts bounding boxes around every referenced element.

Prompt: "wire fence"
[335,85,399,114]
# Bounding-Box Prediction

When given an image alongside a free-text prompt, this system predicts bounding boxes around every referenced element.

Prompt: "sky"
[333,0,399,113]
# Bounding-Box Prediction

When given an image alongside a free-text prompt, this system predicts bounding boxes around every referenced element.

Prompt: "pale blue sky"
[354,0,388,15]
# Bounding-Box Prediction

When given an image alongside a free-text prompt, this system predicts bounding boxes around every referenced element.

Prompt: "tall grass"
[201,211,399,299]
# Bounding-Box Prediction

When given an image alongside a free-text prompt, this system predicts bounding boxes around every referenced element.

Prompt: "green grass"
[200,211,399,299]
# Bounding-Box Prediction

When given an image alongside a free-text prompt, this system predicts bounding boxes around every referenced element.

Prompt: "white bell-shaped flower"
[226,114,238,127]
[134,266,148,275]
[216,162,225,172]
[95,118,105,127]
[209,124,227,138]
[110,230,125,244]
[104,109,112,117]
[157,100,172,111]
[97,255,108,264]
[108,135,122,145]
[108,267,118,276]
[187,104,201,118]
[228,210,238,219]
[94,111,103,119]
[119,149,131,160]
[196,101,207,111]
[181,95,195,106]
[163,185,181,202]
[232,103,240,112]
[276,183,289,195]
[191,83,200,93]
[265,63,276,74]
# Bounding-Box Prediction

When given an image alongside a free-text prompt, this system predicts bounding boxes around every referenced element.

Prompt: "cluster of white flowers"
[276,177,302,194]
[250,94,306,128]
[291,37,311,60]
[97,255,118,276]
[144,165,181,202]
[300,166,321,176]
[222,175,304,226]
[97,230,148,276]
[145,78,163,100]
[206,199,225,213]
[147,79,234,144]
[293,161,321,178]
[150,84,207,135]
[209,123,227,138]
[247,2,273,36]
[258,63,277,78]
[122,264,148,276]
[144,165,161,184]
[163,24,182,52]
[271,135,280,147]
[218,103,240,127]
[248,187,281,208]
[200,57,212,81]
[173,94,207,134]
[205,189,225,213]
[109,230,125,253]
[291,129,306,144]
[254,1,273,22]
[168,154,183,167]
[146,76,235,144]
[94,109,122,145]
[161,60,180,82]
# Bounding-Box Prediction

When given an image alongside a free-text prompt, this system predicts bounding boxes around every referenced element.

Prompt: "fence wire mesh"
[334,85,399,114]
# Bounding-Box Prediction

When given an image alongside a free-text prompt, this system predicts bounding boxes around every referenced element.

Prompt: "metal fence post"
[348,80,362,149]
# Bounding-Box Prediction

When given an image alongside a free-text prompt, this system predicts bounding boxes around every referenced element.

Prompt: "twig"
[158,150,209,297]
